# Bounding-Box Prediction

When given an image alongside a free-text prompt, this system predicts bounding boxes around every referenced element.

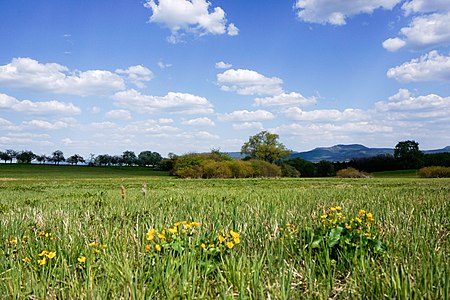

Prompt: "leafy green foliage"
[241,131,291,163]
[418,166,450,178]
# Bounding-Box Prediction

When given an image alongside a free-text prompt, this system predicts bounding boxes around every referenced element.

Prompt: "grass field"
[0,164,449,299]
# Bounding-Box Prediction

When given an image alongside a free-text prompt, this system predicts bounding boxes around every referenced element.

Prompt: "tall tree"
[122,150,137,166]
[394,140,423,169]
[241,131,291,163]
[138,151,163,167]
[16,150,36,164]
[51,150,65,165]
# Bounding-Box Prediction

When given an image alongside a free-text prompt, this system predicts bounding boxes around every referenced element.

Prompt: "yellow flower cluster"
[217,229,241,249]
[279,223,296,240]
[145,221,201,253]
[37,250,57,266]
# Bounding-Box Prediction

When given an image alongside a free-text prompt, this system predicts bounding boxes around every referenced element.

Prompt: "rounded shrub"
[336,167,370,178]
[418,166,450,178]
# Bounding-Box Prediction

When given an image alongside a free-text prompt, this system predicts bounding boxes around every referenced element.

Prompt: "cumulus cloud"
[0,58,125,96]
[144,0,238,43]
[218,110,274,122]
[115,65,154,88]
[215,61,232,69]
[181,117,215,126]
[294,0,401,25]
[232,122,263,130]
[217,69,284,96]
[254,92,317,107]
[387,51,450,82]
[113,89,214,114]
[383,12,450,51]
[0,93,81,115]
[22,120,69,130]
[402,0,450,15]
[105,109,132,120]
[284,107,368,122]
[375,88,450,114]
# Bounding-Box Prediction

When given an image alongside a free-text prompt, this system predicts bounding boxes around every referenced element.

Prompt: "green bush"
[225,160,254,178]
[336,167,370,178]
[280,163,301,177]
[201,160,232,179]
[250,160,281,177]
[418,166,450,178]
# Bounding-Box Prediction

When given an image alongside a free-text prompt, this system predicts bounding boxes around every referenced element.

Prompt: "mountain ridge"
[225,144,450,162]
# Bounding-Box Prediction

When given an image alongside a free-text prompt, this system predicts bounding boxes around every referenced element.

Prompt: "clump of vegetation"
[171,152,281,178]
[418,166,450,178]
[336,167,370,178]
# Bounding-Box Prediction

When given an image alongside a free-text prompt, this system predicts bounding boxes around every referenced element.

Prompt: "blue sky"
[1,0,450,157]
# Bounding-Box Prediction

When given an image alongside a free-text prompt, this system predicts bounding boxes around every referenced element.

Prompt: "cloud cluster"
[0,58,125,96]
[0,93,80,115]
[217,69,283,96]
[387,51,450,82]
[294,0,401,25]
[255,92,317,107]
[383,2,450,51]
[145,0,238,43]
[113,89,214,115]
[116,65,154,88]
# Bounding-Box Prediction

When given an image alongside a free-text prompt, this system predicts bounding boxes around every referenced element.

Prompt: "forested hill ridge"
[227,144,450,163]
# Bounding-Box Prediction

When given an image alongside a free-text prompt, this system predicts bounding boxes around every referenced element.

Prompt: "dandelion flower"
[78,256,86,263]
[145,245,151,253]
[158,233,165,240]
[47,251,56,259]
[10,238,17,245]
[191,222,200,227]
[88,242,99,247]
[38,250,49,257]
[200,243,206,250]
[359,210,366,216]
[226,241,234,249]
[155,244,162,252]
[38,258,46,266]
[336,206,342,211]
[356,217,362,223]
[168,227,177,234]
[345,223,352,230]
[320,214,327,219]
[218,236,225,243]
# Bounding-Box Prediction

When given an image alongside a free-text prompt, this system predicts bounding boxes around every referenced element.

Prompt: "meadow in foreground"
[0,165,449,299]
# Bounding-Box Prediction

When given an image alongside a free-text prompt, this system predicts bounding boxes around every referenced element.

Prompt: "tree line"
[0,149,163,168]
[1,132,449,177]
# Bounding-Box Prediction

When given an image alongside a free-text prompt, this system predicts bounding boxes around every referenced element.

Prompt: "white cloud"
[158,61,172,69]
[218,110,274,122]
[402,0,450,15]
[294,0,401,25]
[232,122,263,130]
[375,88,450,114]
[182,117,215,126]
[62,138,73,145]
[382,38,407,52]
[217,69,284,96]
[158,118,174,124]
[383,12,450,51]
[215,61,232,69]
[387,51,450,82]
[113,89,214,114]
[144,0,238,42]
[22,120,69,130]
[254,92,317,107]
[105,109,132,120]
[0,117,12,126]
[284,107,368,122]
[227,23,239,36]
[0,57,125,96]
[116,65,154,88]
[192,131,220,140]
[0,93,81,115]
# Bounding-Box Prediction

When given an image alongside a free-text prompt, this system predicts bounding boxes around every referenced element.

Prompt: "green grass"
[371,169,419,178]
[0,165,449,299]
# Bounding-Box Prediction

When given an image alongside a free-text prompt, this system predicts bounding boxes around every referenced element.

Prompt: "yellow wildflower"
[78,256,86,263]
[336,213,342,217]
[174,222,181,227]
[168,227,177,234]
[345,223,352,230]
[10,238,17,245]
[191,222,200,227]
[226,241,234,249]
[218,236,225,243]
[47,251,56,259]
[330,207,337,212]
[22,257,31,263]
[95,249,100,254]
[365,233,371,238]
[233,237,241,244]
[356,217,362,223]
[200,243,206,250]
[320,214,327,219]
[145,245,151,252]
[155,244,161,252]
[102,244,107,250]
[146,232,155,241]
[88,242,99,247]
[158,233,165,240]
[38,258,46,266]
[359,210,366,216]
[38,250,49,257]
[336,206,342,211]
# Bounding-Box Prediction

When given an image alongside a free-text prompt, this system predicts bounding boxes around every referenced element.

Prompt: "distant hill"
[226,144,450,163]
[289,144,393,162]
